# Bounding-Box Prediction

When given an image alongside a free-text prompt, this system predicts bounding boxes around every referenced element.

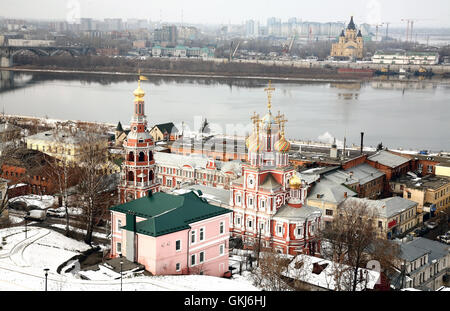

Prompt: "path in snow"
[0,227,240,291]
[8,229,51,267]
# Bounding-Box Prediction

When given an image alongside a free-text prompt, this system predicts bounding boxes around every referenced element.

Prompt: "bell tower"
[118,73,160,203]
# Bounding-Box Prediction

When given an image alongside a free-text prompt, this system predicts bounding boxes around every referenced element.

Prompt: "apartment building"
[390,174,450,217]
[341,196,420,239]
[394,237,450,290]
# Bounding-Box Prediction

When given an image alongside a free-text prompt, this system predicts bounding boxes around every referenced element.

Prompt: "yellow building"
[306,178,358,228]
[149,122,180,142]
[436,163,450,177]
[25,130,110,164]
[330,16,364,60]
[390,174,450,215]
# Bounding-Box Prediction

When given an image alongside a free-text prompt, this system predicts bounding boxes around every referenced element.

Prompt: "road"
[8,209,110,245]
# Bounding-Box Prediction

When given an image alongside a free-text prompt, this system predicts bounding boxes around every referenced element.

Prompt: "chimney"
[360,132,364,155]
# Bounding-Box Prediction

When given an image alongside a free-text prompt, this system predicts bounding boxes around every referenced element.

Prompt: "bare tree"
[44,155,80,235]
[319,200,396,291]
[41,123,84,235]
[72,124,116,245]
[250,247,293,291]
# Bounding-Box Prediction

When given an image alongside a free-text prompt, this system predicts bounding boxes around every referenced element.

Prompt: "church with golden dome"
[118,74,160,203]
[229,81,322,256]
[330,16,364,60]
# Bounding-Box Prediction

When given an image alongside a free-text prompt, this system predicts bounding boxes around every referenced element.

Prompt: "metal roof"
[274,204,322,221]
[308,178,357,204]
[325,163,385,186]
[368,150,410,168]
[343,196,418,219]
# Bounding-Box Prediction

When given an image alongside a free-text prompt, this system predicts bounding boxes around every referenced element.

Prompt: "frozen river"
[0,70,449,151]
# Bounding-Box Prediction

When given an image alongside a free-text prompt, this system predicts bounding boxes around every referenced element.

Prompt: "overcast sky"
[1,0,450,27]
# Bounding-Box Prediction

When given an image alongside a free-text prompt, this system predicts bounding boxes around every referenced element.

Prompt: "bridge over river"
[0,45,95,67]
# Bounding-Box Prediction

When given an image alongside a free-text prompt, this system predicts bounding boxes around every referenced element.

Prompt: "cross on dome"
[275,111,288,135]
[264,80,275,111]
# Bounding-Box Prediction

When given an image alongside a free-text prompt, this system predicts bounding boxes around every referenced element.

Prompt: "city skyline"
[1,0,450,28]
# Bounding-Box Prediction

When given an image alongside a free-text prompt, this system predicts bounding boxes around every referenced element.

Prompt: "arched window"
[139,152,145,162]
[149,170,154,181]
[128,171,134,182]
[128,152,134,162]
[149,151,154,161]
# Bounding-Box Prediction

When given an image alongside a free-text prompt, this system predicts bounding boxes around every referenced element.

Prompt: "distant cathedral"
[330,16,364,60]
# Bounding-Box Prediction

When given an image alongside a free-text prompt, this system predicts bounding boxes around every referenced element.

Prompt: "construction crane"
[282,31,297,54]
[372,23,384,42]
[288,33,296,53]
[401,18,434,43]
[229,40,240,61]
[383,22,391,40]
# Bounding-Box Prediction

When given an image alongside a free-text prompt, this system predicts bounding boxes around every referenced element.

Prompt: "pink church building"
[228,82,323,256]
[109,190,231,277]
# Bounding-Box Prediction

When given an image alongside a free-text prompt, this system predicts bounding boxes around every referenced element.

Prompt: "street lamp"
[24,217,27,239]
[120,259,123,291]
[44,268,49,291]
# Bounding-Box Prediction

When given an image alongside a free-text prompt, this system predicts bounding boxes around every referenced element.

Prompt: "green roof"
[153,122,178,134]
[109,191,231,237]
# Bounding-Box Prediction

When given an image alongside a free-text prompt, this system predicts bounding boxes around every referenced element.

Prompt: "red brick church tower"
[228,81,322,255]
[118,76,160,203]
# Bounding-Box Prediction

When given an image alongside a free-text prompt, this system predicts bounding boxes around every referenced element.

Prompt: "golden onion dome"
[133,83,145,100]
[289,174,302,189]
[274,135,291,153]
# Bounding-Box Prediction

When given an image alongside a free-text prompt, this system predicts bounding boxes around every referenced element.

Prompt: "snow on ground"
[0,226,259,291]
[67,207,83,215]
[8,215,23,224]
[49,223,109,241]
[9,195,56,210]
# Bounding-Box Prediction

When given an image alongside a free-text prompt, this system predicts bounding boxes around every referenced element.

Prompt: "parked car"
[413,229,424,236]
[46,207,66,218]
[8,201,27,211]
[414,226,429,236]
[27,205,41,211]
[437,235,450,245]
[425,221,438,229]
[24,210,46,221]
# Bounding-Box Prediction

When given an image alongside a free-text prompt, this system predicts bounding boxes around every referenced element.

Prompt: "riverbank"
[3,66,450,85]
[3,113,448,154]
[1,66,365,83]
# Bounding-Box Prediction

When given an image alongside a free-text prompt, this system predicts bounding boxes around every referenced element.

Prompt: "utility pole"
[120,258,123,291]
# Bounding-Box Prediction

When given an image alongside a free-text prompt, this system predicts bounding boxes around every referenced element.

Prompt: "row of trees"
[13,54,341,79]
